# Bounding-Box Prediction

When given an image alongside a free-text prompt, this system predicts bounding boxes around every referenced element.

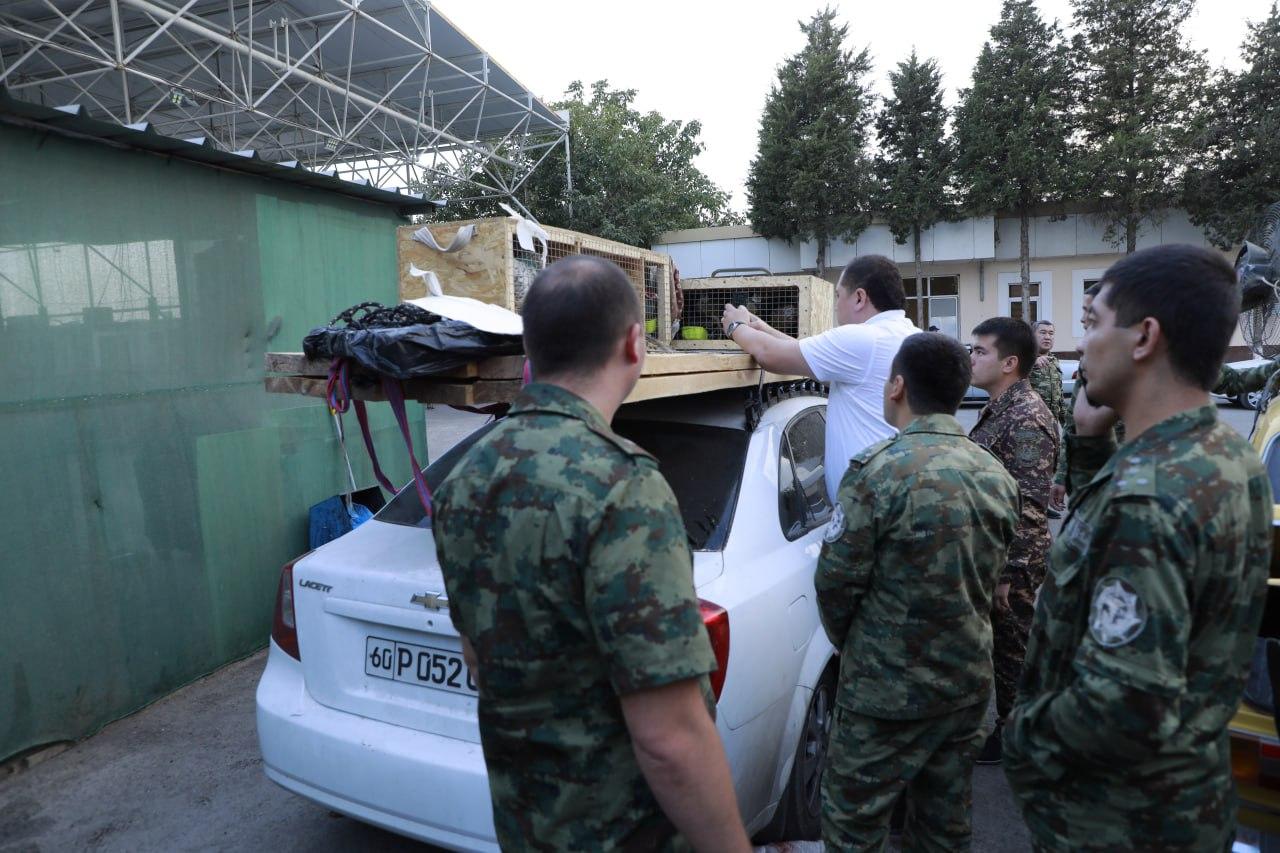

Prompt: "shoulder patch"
[822,502,846,543]
[1111,452,1157,497]
[1089,577,1148,648]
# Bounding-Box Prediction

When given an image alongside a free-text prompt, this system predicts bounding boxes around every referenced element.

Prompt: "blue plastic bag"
[308,495,374,550]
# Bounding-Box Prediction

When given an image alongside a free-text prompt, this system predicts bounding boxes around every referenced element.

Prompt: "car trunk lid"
[291,519,480,743]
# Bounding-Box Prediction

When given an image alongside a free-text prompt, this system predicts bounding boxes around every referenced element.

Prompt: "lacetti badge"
[298,579,332,593]
[411,592,449,611]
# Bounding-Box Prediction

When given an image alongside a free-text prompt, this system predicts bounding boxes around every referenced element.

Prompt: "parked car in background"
[256,385,838,850]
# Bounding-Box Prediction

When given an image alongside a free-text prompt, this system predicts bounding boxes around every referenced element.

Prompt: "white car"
[256,385,838,850]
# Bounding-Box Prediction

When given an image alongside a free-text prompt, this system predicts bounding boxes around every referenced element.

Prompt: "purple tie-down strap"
[381,376,433,518]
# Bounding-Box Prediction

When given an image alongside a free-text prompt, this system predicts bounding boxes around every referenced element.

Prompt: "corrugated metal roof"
[0,85,445,215]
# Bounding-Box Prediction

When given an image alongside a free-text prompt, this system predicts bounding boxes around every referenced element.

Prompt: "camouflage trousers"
[992,565,1043,722]
[821,701,987,852]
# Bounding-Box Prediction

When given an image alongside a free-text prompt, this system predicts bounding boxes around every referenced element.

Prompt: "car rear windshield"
[376,418,748,551]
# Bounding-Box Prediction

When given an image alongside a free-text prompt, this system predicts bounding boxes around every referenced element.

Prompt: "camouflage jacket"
[815,414,1019,719]
[970,379,1059,584]
[1029,353,1067,428]
[1214,355,1280,404]
[1005,406,1272,851]
[433,383,716,852]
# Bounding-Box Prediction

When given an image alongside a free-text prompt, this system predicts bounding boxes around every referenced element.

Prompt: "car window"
[377,417,749,552]
[613,420,748,551]
[779,408,832,540]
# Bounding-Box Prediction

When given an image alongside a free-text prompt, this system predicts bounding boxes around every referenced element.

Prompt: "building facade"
[654,209,1247,358]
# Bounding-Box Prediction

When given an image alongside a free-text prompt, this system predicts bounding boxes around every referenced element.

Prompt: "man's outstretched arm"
[721,303,814,377]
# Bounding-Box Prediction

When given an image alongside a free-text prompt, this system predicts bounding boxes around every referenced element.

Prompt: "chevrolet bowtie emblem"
[411,592,448,611]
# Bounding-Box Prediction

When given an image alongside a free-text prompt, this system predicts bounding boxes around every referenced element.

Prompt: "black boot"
[975,724,1002,765]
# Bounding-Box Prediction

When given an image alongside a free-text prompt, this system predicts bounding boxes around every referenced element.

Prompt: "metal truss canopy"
[0,0,569,201]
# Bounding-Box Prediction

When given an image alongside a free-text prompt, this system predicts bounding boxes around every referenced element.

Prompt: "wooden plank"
[265,351,764,380]
[264,352,480,380]
[623,369,800,404]
[264,374,483,406]
[267,366,797,406]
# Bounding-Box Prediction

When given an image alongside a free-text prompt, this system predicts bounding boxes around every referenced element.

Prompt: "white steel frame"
[0,0,569,208]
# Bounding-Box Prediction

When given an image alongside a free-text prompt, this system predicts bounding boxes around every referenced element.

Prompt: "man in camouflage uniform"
[817,332,1019,851]
[968,316,1060,765]
[1005,245,1273,851]
[1214,353,1280,410]
[1029,320,1067,428]
[433,256,749,852]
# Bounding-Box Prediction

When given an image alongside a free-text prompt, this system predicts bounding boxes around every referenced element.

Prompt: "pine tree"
[874,51,953,328]
[1072,0,1207,253]
[1183,3,1280,248]
[954,0,1074,320]
[747,8,876,276]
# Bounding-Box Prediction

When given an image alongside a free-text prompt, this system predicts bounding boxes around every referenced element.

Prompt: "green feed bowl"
[645,318,657,334]
[681,326,709,340]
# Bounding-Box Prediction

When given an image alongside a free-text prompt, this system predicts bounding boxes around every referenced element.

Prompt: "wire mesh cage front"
[512,236,575,312]
[680,286,802,341]
[513,237,665,334]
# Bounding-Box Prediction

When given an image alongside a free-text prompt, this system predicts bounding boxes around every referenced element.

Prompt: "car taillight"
[1232,733,1280,791]
[700,599,729,701]
[271,556,307,661]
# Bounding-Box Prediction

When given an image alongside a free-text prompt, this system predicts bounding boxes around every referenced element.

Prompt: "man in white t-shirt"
[720,256,919,502]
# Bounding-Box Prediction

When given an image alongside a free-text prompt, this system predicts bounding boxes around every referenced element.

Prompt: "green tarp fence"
[0,122,427,763]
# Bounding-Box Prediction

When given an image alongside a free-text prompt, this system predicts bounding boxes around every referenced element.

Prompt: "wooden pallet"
[265,352,800,407]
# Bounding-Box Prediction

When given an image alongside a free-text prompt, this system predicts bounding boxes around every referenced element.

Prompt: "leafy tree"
[954,0,1074,320]
[421,80,740,248]
[1183,3,1280,248]
[1071,0,1207,253]
[874,51,953,327]
[747,8,876,276]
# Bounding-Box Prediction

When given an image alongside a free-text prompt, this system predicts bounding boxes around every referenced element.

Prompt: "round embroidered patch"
[1089,577,1148,648]
[823,503,846,543]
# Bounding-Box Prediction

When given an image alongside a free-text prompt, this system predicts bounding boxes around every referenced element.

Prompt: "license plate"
[365,635,478,696]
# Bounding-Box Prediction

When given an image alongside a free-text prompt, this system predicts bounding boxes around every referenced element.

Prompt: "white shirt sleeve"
[798,325,871,385]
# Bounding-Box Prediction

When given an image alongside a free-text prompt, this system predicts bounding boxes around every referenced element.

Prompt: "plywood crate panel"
[397,218,674,341]
[673,275,835,349]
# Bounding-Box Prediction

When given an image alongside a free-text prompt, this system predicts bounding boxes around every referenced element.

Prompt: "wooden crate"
[397,218,675,341]
[673,275,835,349]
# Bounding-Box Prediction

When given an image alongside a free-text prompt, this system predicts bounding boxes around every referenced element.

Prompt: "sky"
[440,0,1277,212]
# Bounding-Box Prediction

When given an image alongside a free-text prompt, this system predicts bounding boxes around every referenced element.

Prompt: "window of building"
[903,275,960,337]
[1007,282,1041,324]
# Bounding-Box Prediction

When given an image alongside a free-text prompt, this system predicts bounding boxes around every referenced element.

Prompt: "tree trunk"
[913,225,925,329]
[1125,212,1138,254]
[816,238,827,279]
[1020,209,1032,323]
